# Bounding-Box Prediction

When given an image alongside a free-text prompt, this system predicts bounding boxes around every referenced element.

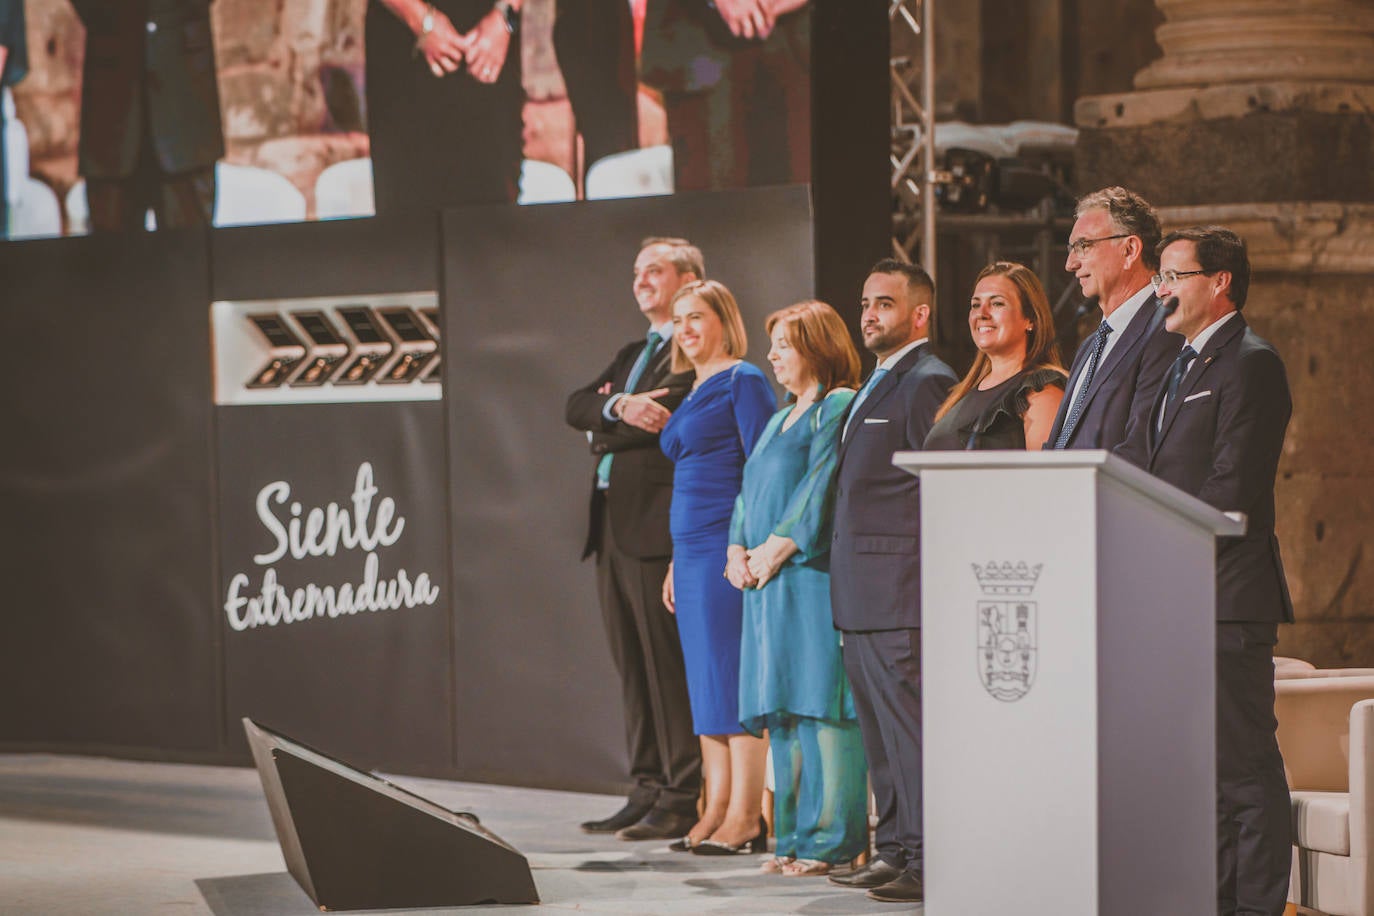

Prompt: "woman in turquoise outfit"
[659,279,777,855]
[726,300,868,877]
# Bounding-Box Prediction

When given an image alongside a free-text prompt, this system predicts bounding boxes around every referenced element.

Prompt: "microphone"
[1159,295,1179,316]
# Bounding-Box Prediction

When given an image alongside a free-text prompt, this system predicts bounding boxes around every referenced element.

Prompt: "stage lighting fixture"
[334,307,393,386]
[415,308,442,384]
[286,311,350,387]
[245,314,307,389]
[934,147,996,213]
[375,307,439,384]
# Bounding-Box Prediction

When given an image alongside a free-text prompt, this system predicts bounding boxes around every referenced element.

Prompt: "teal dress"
[729,388,868,864]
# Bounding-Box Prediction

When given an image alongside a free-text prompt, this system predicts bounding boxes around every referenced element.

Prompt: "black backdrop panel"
[442,187,815,791]
[216,403,451,770]
[211,214,438,300]
[0,230,219,751]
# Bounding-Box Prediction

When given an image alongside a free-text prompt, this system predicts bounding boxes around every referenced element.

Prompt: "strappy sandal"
[781,858,832,877]
[759,855,795,874]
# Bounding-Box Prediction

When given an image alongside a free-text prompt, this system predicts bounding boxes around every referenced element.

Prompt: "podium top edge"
[893,449,1246,536]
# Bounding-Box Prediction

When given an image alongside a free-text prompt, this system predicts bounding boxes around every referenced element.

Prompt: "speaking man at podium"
[1046,186,1179,459]
[826,260,956,904]
[1139,226,1294,916]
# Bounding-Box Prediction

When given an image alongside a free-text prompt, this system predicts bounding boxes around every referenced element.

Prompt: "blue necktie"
[1159,345,1198,428]
[1052,322,1113,449]
[597,331,663,487]
[843,367,889,439]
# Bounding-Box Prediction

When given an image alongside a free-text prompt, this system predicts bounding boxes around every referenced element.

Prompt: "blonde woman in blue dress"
[726,300,868,877]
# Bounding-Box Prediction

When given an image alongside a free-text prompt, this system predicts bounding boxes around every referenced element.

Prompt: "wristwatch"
[419,4,436,37]
[494,0,518,34]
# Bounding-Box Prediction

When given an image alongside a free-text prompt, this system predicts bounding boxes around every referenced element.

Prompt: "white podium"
[893,450,1244,916]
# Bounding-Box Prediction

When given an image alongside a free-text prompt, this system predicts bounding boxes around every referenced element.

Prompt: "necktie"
[843,367,889,439]
[1159,345,1198,428]
[597,331,663,488]
[1052,322,1113,449]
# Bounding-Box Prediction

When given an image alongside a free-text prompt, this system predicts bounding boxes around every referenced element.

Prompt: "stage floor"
[0,754,911,915]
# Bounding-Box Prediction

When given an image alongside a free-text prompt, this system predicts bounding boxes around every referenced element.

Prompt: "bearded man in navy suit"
[1137,226,1293,916]
[826,260,955,904]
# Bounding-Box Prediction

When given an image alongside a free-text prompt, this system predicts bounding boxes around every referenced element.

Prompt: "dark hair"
[1156,226,1251,308]
[640,236,705,279]
[765,300,862,396]
[935,261,1064,422]
[1075,186,1162,270]
[868,258,935,306]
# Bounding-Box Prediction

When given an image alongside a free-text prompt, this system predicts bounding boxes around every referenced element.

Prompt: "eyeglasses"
[1151,269,1211,287]
[1066,233,1131,256]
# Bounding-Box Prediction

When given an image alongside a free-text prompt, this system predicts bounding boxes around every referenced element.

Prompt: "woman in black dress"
[925,261,1066,451]
[366,0,525,212]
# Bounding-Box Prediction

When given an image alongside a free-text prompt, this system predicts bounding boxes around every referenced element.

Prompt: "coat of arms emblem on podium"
[972,561,1041,702]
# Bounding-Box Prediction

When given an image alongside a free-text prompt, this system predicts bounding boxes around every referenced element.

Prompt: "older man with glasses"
[1044,186,1181,461]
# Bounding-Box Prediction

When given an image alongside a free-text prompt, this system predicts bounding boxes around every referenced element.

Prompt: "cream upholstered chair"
[1277,656,1319,679]
[1276,674,1374,915]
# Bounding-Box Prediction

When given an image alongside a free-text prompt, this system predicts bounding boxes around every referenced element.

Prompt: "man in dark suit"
[564,237,702,841]
[71,0,225,231]
[1046,186,1180,459]
[640,0,810,192]
[826,259,956,904]
[1139,226,1293,916]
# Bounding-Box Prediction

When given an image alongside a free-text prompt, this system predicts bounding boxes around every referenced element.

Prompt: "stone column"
[1073,0,1374,666]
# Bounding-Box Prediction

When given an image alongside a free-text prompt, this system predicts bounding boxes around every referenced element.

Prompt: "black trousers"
[86,90,216,232]
[662,18,810,193]
[595,500,700,815]
[1216,621,1291,916]
[842,627,923,873]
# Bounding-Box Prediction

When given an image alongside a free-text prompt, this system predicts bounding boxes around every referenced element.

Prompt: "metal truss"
[889,0,936,274]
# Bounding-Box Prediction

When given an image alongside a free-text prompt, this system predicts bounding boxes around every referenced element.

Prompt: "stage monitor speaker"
[242,718,540,910]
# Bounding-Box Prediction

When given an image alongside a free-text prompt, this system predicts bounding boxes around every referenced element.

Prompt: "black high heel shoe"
[690,816,768,856]
[668,835,695,852]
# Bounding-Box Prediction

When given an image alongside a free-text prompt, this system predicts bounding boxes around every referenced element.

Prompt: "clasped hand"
[615,387,673,434]
[713,0,808,40]
[417,7,509,84]
[725,535,797,590]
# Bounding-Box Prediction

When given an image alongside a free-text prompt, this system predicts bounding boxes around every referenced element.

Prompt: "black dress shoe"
[827,858,903,888]
[580,800,652,834]
[615,808,698,841]
[867,871,924,903]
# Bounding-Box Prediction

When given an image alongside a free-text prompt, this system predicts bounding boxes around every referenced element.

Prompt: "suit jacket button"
[146,20,157,33]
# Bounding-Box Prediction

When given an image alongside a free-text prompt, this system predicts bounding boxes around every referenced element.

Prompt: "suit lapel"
[1071,295,1162,425]
[1151,314,1246,456]
[630,339,671,393]
[1089,296,1160,397]
[839,343,925,459]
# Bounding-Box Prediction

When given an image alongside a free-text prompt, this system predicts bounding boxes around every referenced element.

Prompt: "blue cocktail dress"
[660,361,774,736]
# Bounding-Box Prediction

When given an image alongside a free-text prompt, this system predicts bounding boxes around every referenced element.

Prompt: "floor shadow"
[0,771,275,841]
[196,873,541,916]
